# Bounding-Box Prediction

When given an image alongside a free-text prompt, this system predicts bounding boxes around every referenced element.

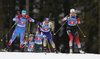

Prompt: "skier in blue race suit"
[34,31,43,52]
[4,10,35,51]
[27,34,35,52]
[38,18,58,53]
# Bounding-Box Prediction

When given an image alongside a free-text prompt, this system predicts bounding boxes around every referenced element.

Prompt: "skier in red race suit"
[62,9,85,54]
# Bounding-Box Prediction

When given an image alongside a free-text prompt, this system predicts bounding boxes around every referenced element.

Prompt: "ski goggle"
[22,13,26,15]
[45,22,49,23]
[45,20,49,23]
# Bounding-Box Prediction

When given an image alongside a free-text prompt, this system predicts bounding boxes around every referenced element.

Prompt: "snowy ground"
[0,52,100,59]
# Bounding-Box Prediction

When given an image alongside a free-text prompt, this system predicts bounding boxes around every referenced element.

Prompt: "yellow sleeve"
[49,22,54,31]
[43,21,45,25]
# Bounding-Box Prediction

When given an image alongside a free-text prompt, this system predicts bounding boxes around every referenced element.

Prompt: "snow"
[0,52,100,59]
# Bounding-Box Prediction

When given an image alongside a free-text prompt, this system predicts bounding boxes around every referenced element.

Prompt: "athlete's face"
[22,14,26,17]
[70,11,75,17]
[45,20,49,25]
[30,38,33,42]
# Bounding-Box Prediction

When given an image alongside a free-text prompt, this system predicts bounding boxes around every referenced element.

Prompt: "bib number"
[29,45,34,48]
[20,21,25,24]
[43,28,49,31]
[36,37,41,41]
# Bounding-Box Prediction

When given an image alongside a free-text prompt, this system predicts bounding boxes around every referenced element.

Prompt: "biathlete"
[62,9,85,54]
[4,10,35,52]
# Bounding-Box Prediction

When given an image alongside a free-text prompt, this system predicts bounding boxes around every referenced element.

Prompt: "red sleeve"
[17,14,21,18]
[26,15,30,19]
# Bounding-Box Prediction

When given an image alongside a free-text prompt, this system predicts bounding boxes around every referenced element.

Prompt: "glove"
[39,25,42,31]
[16,19,19,21]
[29,20,32,22]
[62,18,65,21]
[77,18,81,24]
[38,31,40,33]
[62,17,67,21]
[51,31,55,35]
[77,21,81,24]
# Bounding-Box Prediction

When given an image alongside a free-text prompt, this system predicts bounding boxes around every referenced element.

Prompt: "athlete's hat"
[45,18,49,23]
[45,18,49,21]
[70,9,75,13]
[22,10,26,15]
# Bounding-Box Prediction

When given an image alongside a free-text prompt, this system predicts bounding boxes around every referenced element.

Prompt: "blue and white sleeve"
[12,17,18,21]
[29,18,35,22]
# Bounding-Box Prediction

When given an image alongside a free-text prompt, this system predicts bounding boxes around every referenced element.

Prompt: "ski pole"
[77,24,86,37]
[23,23,31,51]
[1,22,17,41]
[24,23,31,46]
[49,13,52,19]
[28,23,31,32]
[46,39,51,53]
[54,20,67,35]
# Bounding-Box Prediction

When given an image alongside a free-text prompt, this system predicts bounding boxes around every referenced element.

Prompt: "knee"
[75,34,79,39]
[49,38,53,42]
[43,35,46,38]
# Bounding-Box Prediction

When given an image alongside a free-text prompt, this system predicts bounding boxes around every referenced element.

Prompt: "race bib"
[68,18,77,26]
[69,20,77,24]
[43,28,49,31]
[29,45,34,48]
[36,37,41,41]
[20,21,25,24]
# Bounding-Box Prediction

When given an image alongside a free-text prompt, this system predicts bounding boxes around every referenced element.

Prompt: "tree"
[0,2,5,49]
[99,0,100,54]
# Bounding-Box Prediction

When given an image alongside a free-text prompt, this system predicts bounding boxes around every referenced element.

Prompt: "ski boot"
[19,48,24,52]
[54,49,58,53]
[2,45,10,52]
[19,44,24,52]
[79,48,85,54]
[69,46,73,53]
[43,47,46,52]
[43,47,46,55]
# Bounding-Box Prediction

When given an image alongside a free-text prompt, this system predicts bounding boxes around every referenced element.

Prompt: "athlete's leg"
[74,31,85,53]
[43,35,47,48]
[8,27,19,46]
[38,44,42,52]
[74,31,81,48]
[67,30,73,53]
[20,30,25,49]
[67,30,73,47]
[42,32,47,51]
[46,32,55,49]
